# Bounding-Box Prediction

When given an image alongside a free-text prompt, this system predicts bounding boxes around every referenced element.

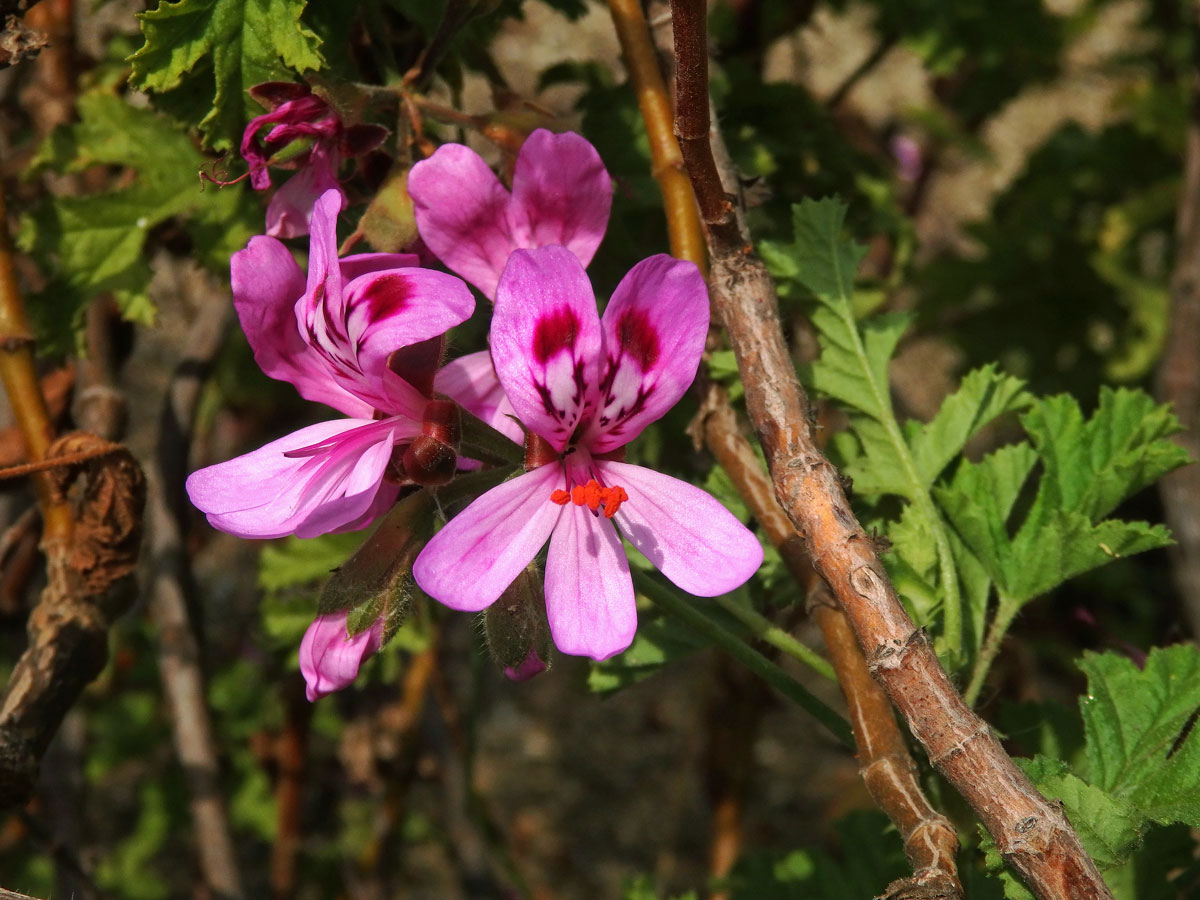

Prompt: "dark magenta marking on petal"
[532,306,579,364]
[359,273,415,320]
[616,307,659,370]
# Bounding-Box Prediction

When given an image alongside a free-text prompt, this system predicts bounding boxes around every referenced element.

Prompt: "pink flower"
[408,128,612,300]
[299,611,384,701]
[413,247,763,660]
[185,189,474,539]
[242,83,388,238]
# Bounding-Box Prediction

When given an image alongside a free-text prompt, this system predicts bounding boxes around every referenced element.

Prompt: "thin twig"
[668,3,1112,898]
[608,0,708,269]
[147,287,245,900]
[1158,11,1200,639]
[0,177,71,541]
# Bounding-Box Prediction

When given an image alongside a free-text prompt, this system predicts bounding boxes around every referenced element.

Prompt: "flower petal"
[413,465,563,612]
[434,350,523,445]
[231,236,372,417]
[340,267,475,390]
[186,418,412,539]
[409,143,515,299]
[599,460,763,596]
[509,129,611,268]
[265,147,344,238]
[585,255,709,454]
[338,252,421,285]
[299,611,384,702]
[544,505,635,660]
[491,247,602,452]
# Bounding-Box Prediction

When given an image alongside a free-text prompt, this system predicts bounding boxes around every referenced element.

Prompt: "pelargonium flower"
[413,246,763,660]
[185,189,474,539]
[242,82,388,238]
[413,129,612,444]
[299,611,384,701]
[408,128,612,301]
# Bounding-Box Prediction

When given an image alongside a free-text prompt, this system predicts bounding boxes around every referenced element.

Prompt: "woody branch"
[667,2,1113,898]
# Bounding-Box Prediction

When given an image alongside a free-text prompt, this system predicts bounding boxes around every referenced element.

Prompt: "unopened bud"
[484,564,551,680]
[402,400,461,485]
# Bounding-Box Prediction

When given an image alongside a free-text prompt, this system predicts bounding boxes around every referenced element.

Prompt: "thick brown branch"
[669,4,1112,898]
[1159,59,1200,638]
[0,434,144,809]
[702,390,961,899]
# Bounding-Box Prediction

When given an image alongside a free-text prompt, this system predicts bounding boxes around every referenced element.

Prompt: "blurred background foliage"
[0,0,1197,898]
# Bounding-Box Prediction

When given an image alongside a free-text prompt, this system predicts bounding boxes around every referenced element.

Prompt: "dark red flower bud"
[402,435,457,486]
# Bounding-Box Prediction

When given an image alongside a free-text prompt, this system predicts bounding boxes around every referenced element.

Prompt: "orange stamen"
[549,479,629,517]
[602,485,628,518]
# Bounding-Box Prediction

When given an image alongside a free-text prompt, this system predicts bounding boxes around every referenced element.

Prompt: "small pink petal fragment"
[299,611,385,701]
[503,649,548,682]
[586,255,709,454]
[544,505,636,660]
[413,465,563,612]
[599,460,763,596]
[491,247,603,452]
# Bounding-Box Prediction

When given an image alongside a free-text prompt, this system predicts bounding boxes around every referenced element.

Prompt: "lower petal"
[599,461,763,597]
[413,465,562,612]
[544,506,635,660]
[185,418,401,539]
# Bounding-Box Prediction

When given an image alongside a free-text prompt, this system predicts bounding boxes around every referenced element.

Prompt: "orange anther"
[601,485,628,518]
[550,479,629,516]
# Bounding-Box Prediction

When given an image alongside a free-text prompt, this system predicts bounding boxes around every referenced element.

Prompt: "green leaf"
[19,93,260,352]
[1079,645,1200,826]
[938,390,1185,605]
[1017,388,1188,534]
[1018,756,1141,869]
[258,532,364,592]
[908,364,1032,487]
[130,0,323,148]
[1013,646,1200,876]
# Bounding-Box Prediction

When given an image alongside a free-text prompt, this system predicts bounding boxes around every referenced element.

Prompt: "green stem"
[634,570,852,747]
[713,594,837,681]
[963,597,1022,706]
[457,406,524,468]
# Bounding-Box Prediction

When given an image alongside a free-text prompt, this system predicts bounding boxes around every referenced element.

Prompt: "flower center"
[549,479,628,518]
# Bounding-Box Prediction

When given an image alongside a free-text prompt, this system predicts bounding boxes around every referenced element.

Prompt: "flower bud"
[299,611,384,702]
[504,649,548,682]
[484,564,551,681]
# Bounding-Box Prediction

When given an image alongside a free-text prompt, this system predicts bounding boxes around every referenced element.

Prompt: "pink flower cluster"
[188,103,762,700]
